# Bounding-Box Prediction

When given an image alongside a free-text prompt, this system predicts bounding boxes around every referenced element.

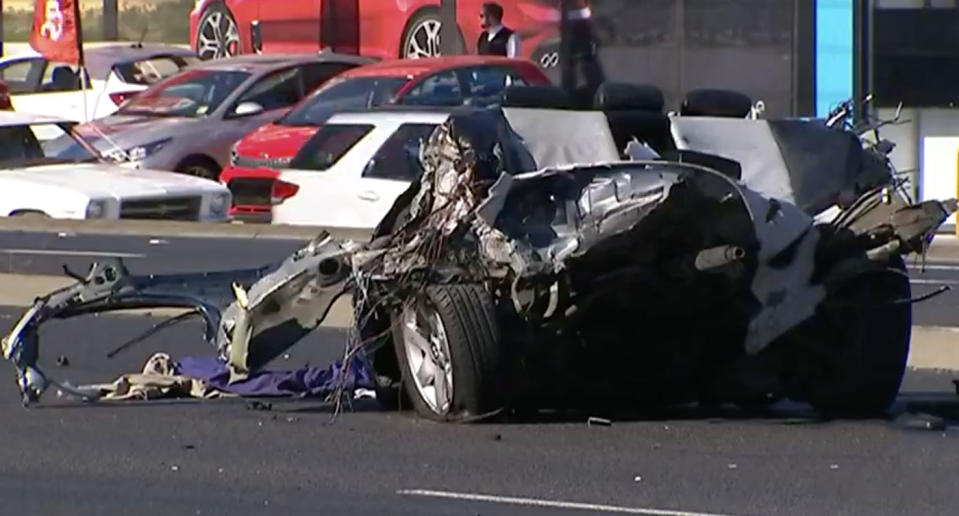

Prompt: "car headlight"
[105,138,172,163]
[210,192,231,216]
[85,199,109,219]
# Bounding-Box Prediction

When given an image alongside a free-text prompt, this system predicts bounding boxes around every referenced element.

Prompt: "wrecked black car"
[4,101,955,422]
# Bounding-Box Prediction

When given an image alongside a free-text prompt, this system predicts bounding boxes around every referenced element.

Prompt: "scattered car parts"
[3,103,955,423]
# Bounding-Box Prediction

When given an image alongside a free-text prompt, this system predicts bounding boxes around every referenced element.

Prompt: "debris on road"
[894,412,947,432]
[1,104,956,426]
[55,355,69,367]
[588,417,613,427]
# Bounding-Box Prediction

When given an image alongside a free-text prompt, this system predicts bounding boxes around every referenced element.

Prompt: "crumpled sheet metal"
[1,231,362,405]
[217,232,357,381]
[1,261,267,404]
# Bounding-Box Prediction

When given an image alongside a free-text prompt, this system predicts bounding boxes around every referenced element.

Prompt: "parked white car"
[0,112,231,221]
[264,110,451,228]
[0,44,198,139]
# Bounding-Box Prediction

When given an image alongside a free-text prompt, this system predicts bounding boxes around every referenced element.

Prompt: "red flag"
[29,0,84,65]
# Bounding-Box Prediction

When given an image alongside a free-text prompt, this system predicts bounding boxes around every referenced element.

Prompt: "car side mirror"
[233,101,264,117]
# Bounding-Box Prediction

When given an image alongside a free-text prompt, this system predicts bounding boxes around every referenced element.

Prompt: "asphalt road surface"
[1,308,959,516]
[2,230,959,327]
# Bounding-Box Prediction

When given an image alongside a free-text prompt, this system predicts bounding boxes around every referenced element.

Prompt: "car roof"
[326,108,453,125]
[84,44,197,79]
[0,111,73,127]
[192,52,375,73]
[340,55,535,80]
[1,44,197,80]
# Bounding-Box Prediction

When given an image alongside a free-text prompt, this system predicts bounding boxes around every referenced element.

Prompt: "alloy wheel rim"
[404,19,442,59]
[401,300,454,415]
[197,11,240,60]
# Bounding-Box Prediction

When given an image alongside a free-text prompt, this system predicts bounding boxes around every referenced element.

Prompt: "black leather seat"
[680,89,753,118]
[500,85,572,109]
[593,82,673,154]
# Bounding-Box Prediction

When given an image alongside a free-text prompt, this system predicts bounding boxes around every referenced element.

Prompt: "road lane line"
[910,279,959,285]
[909,264,959,271]
[396,489,736,516]
[0,249,145,258]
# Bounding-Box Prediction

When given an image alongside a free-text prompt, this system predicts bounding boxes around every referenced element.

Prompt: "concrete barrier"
[1,271,957,369]
[0,217,372,241]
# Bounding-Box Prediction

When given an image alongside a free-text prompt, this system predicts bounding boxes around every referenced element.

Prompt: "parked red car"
[190,0,565,69]
[221,55,551,219]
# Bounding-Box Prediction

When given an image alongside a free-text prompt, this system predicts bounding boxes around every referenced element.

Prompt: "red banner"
[29,0,83,65]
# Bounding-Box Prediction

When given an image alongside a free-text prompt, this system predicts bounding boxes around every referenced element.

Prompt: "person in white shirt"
[477,2,521,58]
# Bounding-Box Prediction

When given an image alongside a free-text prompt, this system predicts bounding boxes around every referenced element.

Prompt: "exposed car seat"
[593,82,673,155]
[500,85,572,109]
[680,89,753,118]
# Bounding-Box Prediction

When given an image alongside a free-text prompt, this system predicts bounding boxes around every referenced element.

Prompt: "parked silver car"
[46,53,374,180]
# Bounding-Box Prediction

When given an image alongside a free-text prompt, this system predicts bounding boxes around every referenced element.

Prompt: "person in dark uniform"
[477,2,521,57]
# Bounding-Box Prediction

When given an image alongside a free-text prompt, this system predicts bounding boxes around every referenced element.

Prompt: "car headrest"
[680,89,753,118]
[594,82,664,112]
[51,66,80,90]
[501,85,571,109]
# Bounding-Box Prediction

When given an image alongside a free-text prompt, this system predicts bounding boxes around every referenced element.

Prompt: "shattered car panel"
[4,105,956,421]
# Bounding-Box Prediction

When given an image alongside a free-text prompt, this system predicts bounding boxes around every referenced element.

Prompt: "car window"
[40,62,91,92]
[234,67,305,113]
[462,66,529,99]
[300,62,358,94]
[279,76,408,126]
[0,126,45,166]
[362,123,438,181]
[0,60,40,93]
[0,124,96,168]
[119,70,250,118]
[289,124,374,171]
[113,56,199,86]
[400,72,463,106]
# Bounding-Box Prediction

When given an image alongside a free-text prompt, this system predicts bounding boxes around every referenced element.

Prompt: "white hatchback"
[271,110,451,229]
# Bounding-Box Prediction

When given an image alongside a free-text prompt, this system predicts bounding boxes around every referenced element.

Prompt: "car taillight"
[270,179,300,204]
[109,91,139,106]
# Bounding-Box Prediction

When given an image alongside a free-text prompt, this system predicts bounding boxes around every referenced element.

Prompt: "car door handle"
[358,190,379,202]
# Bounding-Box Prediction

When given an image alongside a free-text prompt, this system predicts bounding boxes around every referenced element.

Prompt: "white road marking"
[909,264,959,272]
[396,489,736,516]
[910,279,959,285]
[0,249,145,258]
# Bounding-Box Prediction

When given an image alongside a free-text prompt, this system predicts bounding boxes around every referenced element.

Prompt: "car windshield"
[0,123,98,169]
[118,69,250,118]
[279,76,408,126]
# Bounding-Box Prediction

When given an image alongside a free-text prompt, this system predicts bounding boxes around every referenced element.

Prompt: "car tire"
[176,157,221,181]
[789,256,912,418]
[195,2,242,60]
[400,8,445,59]
[391,284,506,422]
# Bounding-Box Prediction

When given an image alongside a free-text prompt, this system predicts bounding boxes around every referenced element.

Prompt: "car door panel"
[274,122,394,227]
[257,0,323,53]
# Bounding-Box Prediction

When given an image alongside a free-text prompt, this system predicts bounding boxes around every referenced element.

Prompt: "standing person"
[477,2,521,58]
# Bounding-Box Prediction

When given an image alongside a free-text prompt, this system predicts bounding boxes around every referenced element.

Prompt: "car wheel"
[401,8,443,59]
[788,256,912,418]
[176,157,221,181]
[196,2,241,60]
[392,284,506,422]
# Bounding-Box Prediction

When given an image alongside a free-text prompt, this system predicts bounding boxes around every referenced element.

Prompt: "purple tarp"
[176,354,375,398]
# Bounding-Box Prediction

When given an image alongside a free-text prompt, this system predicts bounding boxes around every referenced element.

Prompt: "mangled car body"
[4,102,955,421]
